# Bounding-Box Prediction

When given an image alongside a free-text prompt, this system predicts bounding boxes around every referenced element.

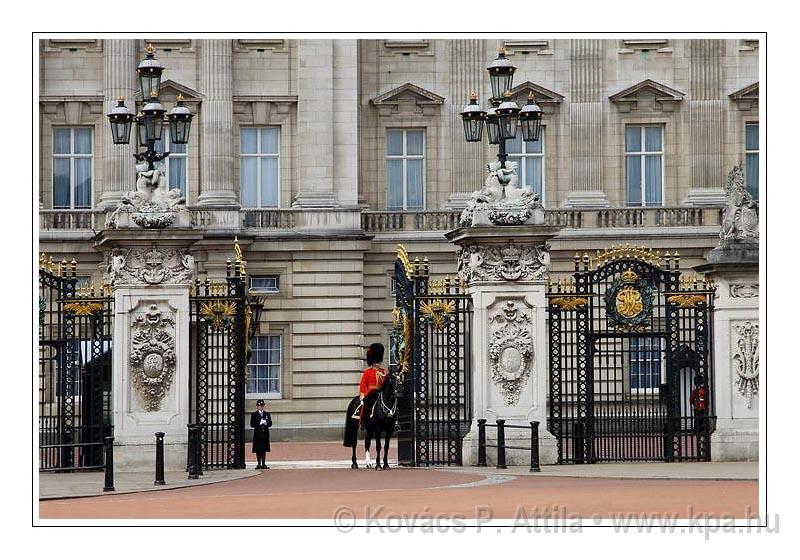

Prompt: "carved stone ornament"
[105,162,191,229]
[457,242,550,284]
[459,160,544,227]
[733,321,759,408]
[130,304,176,411]
[730,284,759,298]
[720,165,759,242]
[488,301,533,405]
[104,247,195,286]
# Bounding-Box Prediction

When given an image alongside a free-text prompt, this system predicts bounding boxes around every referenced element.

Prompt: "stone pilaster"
[197,39,238,207]
[684,40,727,206]
[562,39,609,208]
[99,39,138,209]
[332,40,359,208]
[292,40,337,208]
[447,225,560,466]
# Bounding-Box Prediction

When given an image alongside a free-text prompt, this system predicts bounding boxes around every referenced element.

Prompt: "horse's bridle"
[379,372,400,418]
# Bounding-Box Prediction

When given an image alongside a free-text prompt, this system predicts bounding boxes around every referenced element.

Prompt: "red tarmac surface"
[40,468,756,520]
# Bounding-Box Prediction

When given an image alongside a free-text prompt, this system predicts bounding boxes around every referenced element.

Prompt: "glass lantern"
[459,92,486,143]
[107,97,134,145]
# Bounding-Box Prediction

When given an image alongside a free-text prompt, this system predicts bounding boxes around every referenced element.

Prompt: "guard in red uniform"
[353,343,386,426]
[689,374,708,434]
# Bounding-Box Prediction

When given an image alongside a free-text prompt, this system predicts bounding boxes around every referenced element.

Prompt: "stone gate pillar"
[447,225,560,466]
[95,230,202,471]
[694,164,759,461]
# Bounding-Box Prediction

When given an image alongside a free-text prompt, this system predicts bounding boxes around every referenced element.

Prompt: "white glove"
[260,419,267,426]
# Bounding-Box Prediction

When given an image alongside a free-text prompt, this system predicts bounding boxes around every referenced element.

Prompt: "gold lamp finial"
[176,93,184,102]
[146,43,155,55]
[469,90,478,102]
[498,46,507,56]
[527,91,535,102]
[116,95,125,103]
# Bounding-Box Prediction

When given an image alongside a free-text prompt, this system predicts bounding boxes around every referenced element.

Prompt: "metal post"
[496,419,507,469]
[530,421,541,472]
[187,424,200,479]
[103,436,115,492]
[154,432,165,485]
[477,419,487,467]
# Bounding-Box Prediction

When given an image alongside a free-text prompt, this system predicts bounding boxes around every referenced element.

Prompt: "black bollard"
[103,436,115,492]
[154,432,166,485]
[477,419,487,467]
[496,419,507,469]
[187,424,200,480]
[530,421,541,472]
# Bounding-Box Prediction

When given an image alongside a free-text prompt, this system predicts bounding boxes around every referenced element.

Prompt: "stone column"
[447,225,560,466]
[99,39,138,209]
[197,39,238,207]
[695,243,759,461]
[292,39,337,208]
[95,229,202,471]
[561,39,610,208]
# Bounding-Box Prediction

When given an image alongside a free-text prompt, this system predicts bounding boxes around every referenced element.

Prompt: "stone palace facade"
[38,38,760,440]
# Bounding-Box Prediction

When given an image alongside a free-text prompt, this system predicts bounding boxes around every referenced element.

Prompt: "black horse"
[343,371,400,470]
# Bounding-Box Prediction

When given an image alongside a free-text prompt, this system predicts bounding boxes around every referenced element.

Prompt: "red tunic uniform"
[359,366,386,399]
[358,366,386,424]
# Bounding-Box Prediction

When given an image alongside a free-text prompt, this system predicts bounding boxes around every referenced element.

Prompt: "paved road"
[39,468,757,520]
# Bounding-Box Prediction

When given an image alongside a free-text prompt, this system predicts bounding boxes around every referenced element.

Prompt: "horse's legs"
[382,429,391,469]
[351,445,358,469]
[364,431,373,467]
[374,430,382,470]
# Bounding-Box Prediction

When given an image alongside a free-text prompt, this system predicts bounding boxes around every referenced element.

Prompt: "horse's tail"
[343,396,360,447]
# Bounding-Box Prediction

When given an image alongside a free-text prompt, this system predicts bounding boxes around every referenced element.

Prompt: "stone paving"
[38,441,757,501]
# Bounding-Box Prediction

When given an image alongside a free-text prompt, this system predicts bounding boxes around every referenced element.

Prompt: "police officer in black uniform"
[250,399,272,469]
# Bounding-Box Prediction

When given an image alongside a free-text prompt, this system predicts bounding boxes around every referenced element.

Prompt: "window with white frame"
[386,129,425,210]
[240,127,280,208]
[250,275,279,294]
[625,125,664,206]
[53,127,93,209]
[507,128,545,202]
[247,334,281,395]
[628,337,664,391]
[745,123,759,200]
[153,129,188,198]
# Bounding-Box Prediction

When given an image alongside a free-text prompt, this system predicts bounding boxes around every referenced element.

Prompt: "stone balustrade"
[38,206,723,233]
[39,210,106,231]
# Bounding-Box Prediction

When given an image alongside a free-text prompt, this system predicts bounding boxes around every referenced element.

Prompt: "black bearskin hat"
[366,343,385,365]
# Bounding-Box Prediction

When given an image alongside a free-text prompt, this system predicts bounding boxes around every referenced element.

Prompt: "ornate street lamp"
[459,47,544,169]
[108,44,194,171]
[166,94,192,144]
[518,92,543,143]
[137,44,164,101]
[107,97,134,145]
[487,49,516,99]
[459,92,486,143]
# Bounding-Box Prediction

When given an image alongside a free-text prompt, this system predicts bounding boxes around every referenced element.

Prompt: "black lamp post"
[107,44,194,171]
[460,48,543,169]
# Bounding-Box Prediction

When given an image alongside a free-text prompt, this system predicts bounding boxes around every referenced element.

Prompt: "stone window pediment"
[508,81,565,106]
[609,79,685,112]
[133,80,203,114]
[729,82,759,110]
[370,83,445,116]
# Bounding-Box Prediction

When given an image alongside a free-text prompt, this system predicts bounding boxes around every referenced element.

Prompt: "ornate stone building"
[38,38,760,440]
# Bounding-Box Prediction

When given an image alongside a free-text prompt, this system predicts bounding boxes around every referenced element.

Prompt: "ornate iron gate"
[547,246,715,463]
[393,246,473,467]
[189,242,261,470]
[39,255,113,471]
